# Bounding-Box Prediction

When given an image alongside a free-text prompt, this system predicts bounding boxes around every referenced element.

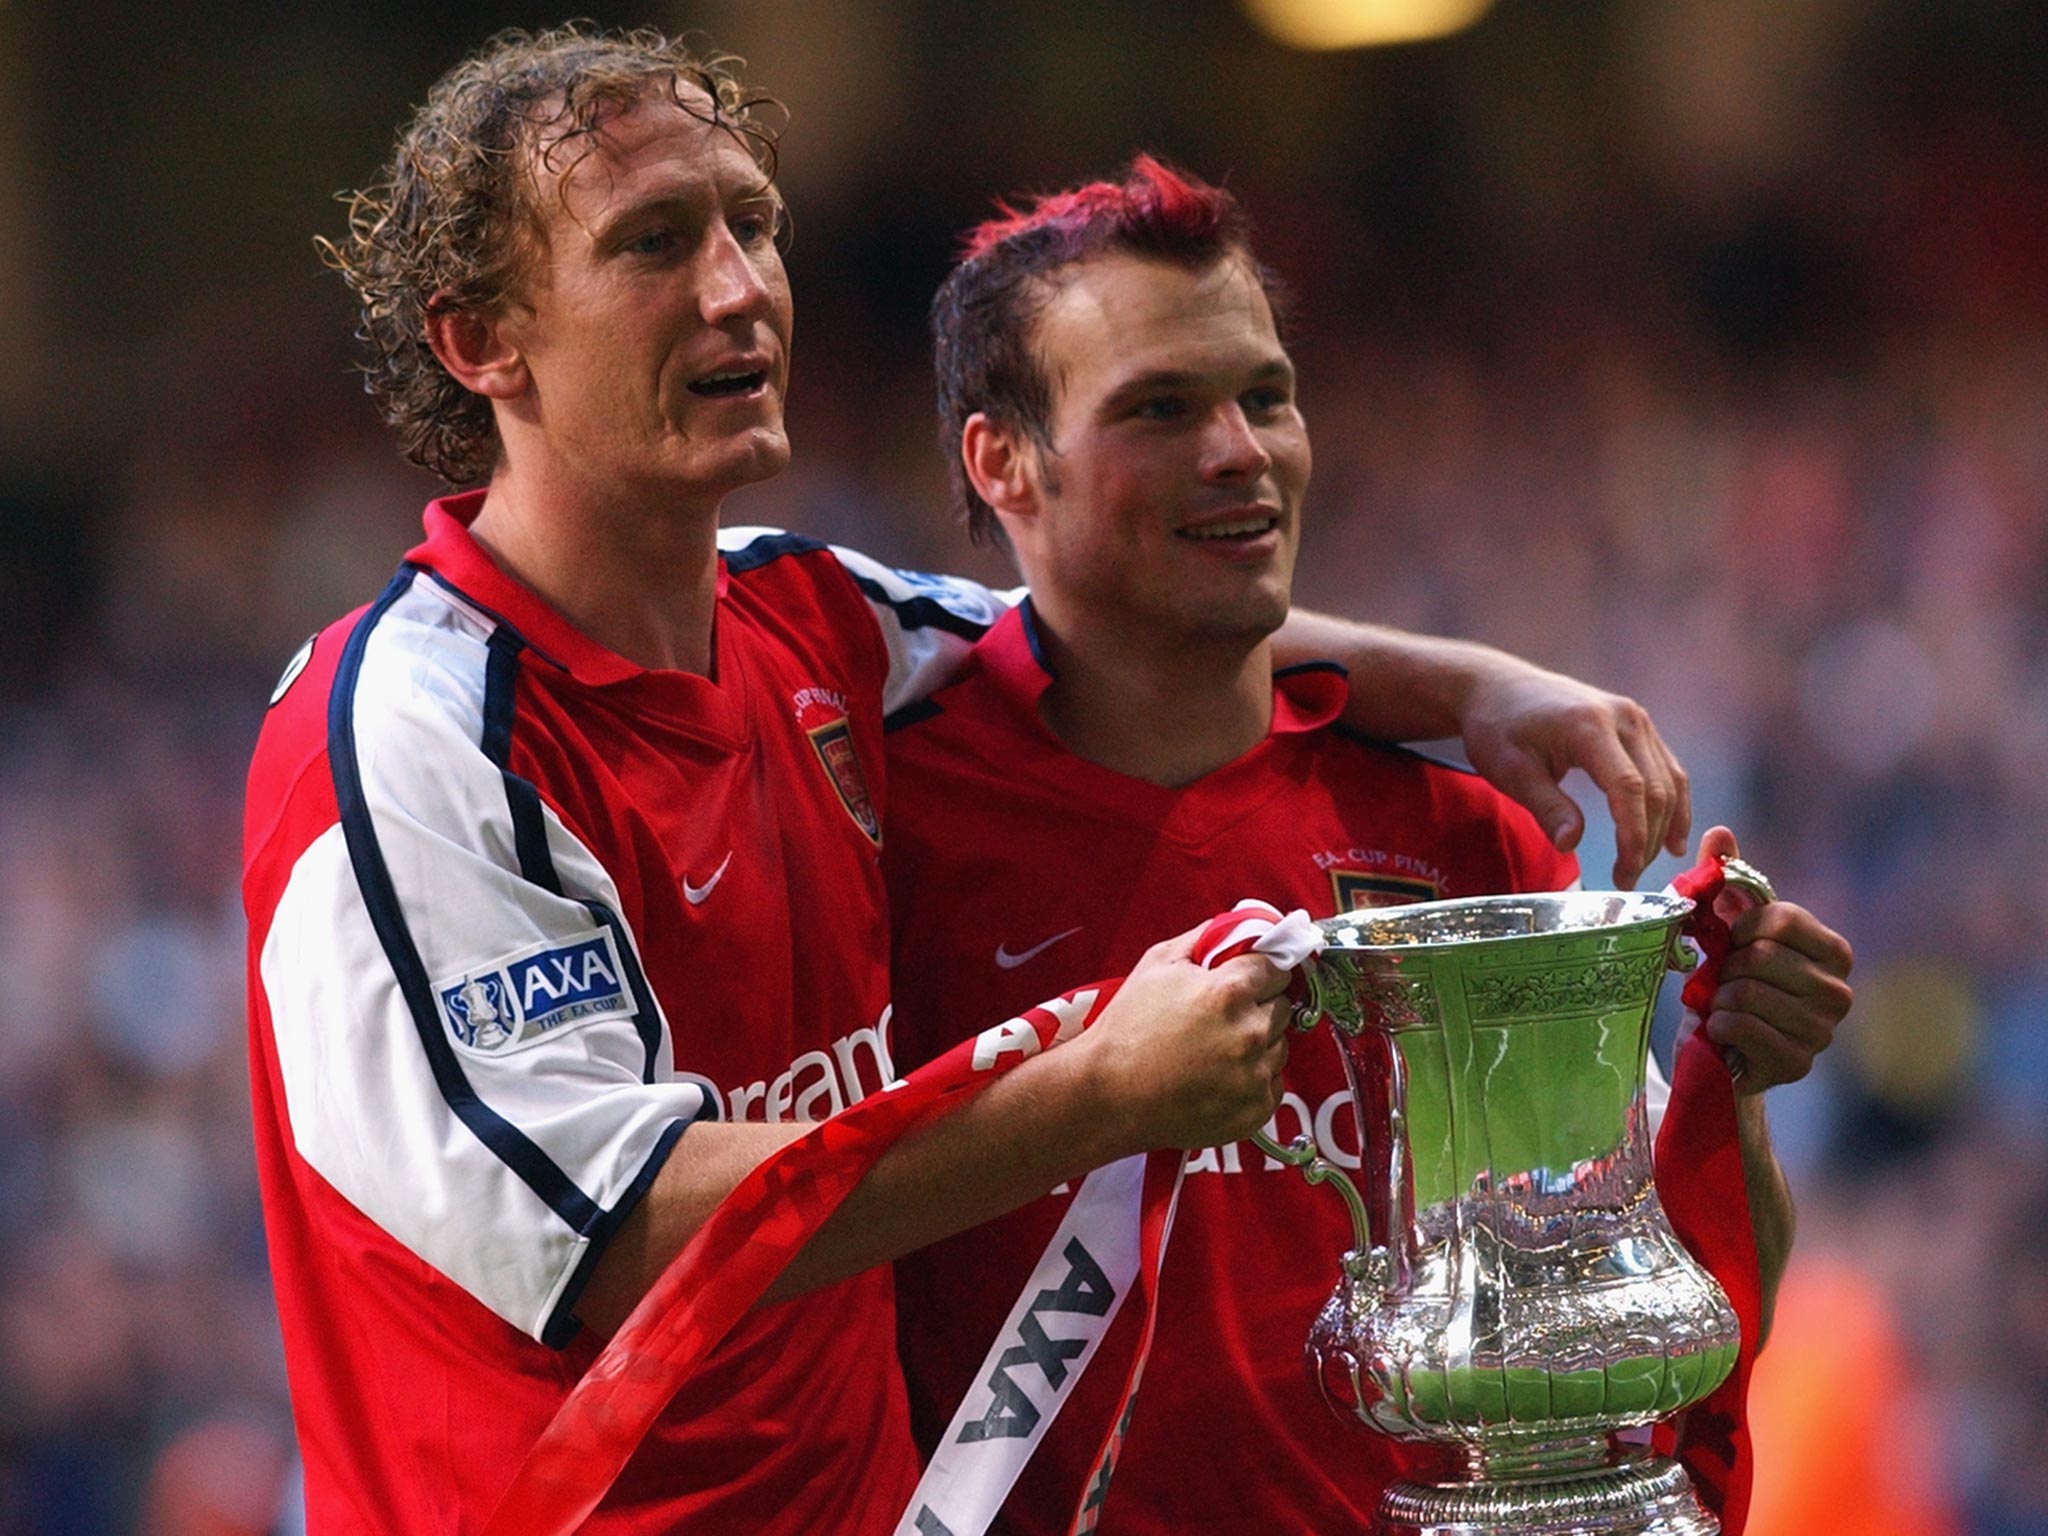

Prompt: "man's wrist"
[1735,1087,1773,1127]
[1278,610,1504,742]
[1025,1030,1147,1173]
[1408,634,1494,730]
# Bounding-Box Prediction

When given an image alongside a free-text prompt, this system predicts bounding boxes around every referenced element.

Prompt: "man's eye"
[732,213,772,246]
[1135,397,1187,421]
[1243,387,1291,415]
[625,228,675,257]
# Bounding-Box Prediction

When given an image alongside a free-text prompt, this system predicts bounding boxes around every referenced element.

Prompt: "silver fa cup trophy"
[1259,873,1771,1536]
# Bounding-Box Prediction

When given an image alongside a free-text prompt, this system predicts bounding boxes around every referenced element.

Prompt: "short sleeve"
[254,582,715,1346]
[715,526,1020,712]
[822,543,1019,713]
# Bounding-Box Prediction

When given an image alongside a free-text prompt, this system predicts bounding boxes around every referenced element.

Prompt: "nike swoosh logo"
[995,927,1083,970]
[684,851,733,906]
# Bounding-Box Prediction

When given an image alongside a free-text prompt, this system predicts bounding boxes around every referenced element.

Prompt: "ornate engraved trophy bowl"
[1281,890,1745,1536]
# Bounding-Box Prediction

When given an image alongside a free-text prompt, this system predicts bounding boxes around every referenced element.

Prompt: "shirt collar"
[974,599,1347,738]
[405,491,646,686]
[1270,660,1348,733]
[974,599,1058,717]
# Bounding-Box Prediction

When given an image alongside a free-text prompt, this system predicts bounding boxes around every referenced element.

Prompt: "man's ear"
[961,413,1042,522]
[424,299,528,401]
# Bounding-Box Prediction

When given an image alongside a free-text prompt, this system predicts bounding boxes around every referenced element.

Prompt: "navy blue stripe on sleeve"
[1328,722,1480,775]
[847,574,991,641]
[418,568,572,676]
[479,635,678,1089]
[481,628,565,897]
[581,900,670,1086]
[723,531,997,639]
[540,1117,692,1349]
[721,530,826,573]
[883,698,944,734]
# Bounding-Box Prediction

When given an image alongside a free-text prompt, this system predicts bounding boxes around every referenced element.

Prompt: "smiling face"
[1000,251,1310,654]
[492,86,794,510]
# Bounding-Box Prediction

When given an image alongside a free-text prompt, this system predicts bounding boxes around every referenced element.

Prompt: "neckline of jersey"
[408,492,753,743]
[957,601,1349,838]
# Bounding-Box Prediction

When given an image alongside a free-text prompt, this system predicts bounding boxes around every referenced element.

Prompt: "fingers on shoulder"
[1566,700,1644,794]
[1597,697,1691,874]
[1652,730,1692,853]
[1562,704,1653,880]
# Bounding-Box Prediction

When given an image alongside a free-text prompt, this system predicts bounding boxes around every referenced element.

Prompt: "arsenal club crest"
[794,687,881,845]
[1329,869,1440,912]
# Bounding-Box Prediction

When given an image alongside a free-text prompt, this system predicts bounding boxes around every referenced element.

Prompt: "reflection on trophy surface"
[1272,889,1753,1536]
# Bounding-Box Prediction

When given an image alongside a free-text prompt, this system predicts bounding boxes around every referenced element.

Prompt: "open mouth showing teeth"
[689,371,767,398]
[1179,518,1277,541]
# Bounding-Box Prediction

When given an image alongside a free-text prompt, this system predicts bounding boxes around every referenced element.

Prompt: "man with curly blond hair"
[243,24,1693,1531]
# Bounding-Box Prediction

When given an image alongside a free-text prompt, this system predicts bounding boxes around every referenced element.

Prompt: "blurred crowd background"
[0,0,2042,1531]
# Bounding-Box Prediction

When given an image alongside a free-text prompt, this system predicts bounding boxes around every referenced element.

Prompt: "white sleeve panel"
[715,525,1021,712]
[825,546,1019,714]
[259,591,712,1343]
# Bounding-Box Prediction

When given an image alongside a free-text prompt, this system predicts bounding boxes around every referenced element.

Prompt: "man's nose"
[1200,403,1272,483]
[698,226,776,325]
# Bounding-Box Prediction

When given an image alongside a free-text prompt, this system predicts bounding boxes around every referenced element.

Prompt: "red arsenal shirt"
[884,603,1578,1536]
[243,494,1002,1534]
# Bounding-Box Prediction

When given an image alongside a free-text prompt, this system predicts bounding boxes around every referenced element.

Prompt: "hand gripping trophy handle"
[1667,855,1776,1085]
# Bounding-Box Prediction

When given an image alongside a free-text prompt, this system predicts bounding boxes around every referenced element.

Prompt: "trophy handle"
[1249,1127,1373,1259]
[1665,854,1777,975]
[1266,953,1377,1259]
[1288,948,1364,1037]
[1289,965,1331,1033]
[1719,855,1776,907]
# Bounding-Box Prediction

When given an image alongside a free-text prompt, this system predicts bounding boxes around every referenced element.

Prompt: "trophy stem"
[1377,1448,1720,1536]
[1469,1432,1613,1480]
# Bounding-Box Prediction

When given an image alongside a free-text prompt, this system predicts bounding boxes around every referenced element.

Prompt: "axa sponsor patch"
[884,564,1006,627]
[435,931,633,1054]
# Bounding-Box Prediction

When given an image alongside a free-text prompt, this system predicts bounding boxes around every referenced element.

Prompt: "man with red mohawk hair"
[885,157,1852,1533]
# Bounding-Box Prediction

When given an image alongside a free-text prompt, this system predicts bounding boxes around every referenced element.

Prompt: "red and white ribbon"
[904,900,1322,1536]
[1651,855,1766,1534]
[483,902,1322,1536]
[1065,902,1321,1535]
[1191,899,1325,975]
